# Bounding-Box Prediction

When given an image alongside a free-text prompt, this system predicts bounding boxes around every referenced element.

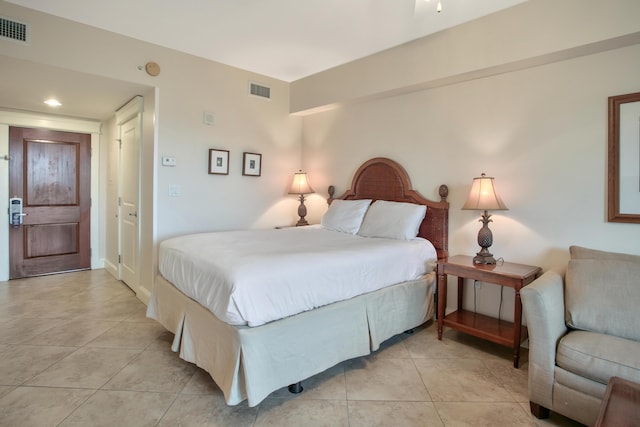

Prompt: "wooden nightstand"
[436,255,541,368]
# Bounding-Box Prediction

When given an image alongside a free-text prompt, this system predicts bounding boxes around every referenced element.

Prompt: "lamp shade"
[462,173,508,211]
[288,170,314,195]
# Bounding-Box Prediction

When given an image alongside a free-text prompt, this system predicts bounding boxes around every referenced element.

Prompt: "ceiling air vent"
[0,16,29,44]
[249,82,271,100]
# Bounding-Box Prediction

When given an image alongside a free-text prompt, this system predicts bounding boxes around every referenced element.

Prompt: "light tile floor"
[0,269,585,426]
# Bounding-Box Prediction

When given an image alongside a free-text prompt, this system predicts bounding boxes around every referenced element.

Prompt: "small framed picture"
[208,149,229,175]
[242,152,262,177]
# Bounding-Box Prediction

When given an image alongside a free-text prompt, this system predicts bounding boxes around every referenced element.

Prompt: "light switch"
[168,185,181,197]
[162,156,176,166]
[203,111,214,126]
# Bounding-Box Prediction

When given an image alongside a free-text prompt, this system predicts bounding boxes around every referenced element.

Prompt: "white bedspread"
[158,225,437,327]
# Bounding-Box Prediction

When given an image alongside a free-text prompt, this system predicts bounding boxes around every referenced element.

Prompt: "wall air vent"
[249,82,271,100]
[0,16,29,44]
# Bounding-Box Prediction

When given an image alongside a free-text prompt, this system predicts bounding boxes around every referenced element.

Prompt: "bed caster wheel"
[288,382,304,394]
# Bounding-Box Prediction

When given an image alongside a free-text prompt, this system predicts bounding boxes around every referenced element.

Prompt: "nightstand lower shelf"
[442,309,528,348]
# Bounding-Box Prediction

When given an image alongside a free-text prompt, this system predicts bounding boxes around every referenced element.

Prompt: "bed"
[147,157,449,407]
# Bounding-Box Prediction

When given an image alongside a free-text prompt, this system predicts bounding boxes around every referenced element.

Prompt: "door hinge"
[118,197,121,206]
[2,155,12,161]
[118,254,121,264]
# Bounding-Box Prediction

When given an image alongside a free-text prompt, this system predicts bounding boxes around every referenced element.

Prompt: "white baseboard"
[103,259,119,280]
[136,286,151,306]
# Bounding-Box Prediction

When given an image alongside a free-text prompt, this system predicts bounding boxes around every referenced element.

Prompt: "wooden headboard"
[328,157,449,260]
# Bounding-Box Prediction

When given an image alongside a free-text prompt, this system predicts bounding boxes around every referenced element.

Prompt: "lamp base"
[473,211,497,264]
[473,252,497,265]
[296,194,309,226]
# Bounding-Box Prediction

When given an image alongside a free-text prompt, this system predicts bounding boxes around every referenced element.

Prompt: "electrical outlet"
[474,280,482,289]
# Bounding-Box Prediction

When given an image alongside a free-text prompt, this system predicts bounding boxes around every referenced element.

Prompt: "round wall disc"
[145,62,160,76]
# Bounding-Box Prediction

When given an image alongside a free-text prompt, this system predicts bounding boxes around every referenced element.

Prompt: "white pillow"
[321,199,372,234]
[358,200,427,240]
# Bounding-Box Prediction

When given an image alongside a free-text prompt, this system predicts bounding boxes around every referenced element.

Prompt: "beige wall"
[297,0,640,319]
[0,3,302,297]
[302,44,640,263]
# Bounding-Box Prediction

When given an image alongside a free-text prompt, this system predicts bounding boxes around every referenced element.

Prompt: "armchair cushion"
[565,259,640,342]
[557,330,640,385]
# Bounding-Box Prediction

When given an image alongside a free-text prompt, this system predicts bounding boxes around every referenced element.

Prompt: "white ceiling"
[6,0,525,82]
[0,55,151,120]
[1,0,525,121]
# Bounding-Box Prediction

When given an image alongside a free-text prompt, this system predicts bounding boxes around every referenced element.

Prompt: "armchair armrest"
[521,268,569,409]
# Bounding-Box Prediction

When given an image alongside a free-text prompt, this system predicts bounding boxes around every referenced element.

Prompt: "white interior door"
[119,113,141,293]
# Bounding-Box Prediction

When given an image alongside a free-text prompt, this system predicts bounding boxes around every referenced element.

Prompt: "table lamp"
[462,173,508,264]
[288,170,314,226]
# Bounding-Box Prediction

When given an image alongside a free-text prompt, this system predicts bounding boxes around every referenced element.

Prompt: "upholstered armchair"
[521,246,640,426]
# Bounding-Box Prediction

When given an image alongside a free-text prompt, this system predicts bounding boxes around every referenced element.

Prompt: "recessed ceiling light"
[44,98,62,107]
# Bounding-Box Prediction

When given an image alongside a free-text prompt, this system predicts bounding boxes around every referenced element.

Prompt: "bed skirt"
[146,272,435,407]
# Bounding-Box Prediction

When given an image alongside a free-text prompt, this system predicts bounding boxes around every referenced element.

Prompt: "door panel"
[9,127,91,278]
[119,116,140,291]
[25,223,78,257]
[26,141,78,205]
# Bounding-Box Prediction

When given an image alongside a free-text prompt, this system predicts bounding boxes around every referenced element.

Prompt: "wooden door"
[119,116,140,292]
[8,127,91,278]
